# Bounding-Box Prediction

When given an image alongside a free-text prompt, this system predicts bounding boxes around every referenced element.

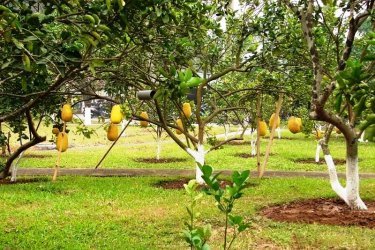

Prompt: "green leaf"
[117,0,125,11]
[22,53,31,72]
[12,37,24,49]
[178,71,185,82]
[335,93,343,113]
[184,68,193,82]
[229,215,243,225]
[201,165,213,177]
[186,77,203,87]
[192,235,202,247]
[155,7,162,17]
[106,0,112,10]
[21,76,27,91]
[162,14,170,24]
[354,95,367,117]
[238,223,250,232]
[1,59,14,69]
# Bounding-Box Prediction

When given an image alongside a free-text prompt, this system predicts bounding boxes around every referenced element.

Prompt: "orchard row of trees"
[1,0,374,209]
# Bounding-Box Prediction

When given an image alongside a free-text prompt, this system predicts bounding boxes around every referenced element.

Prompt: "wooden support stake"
[259,93,284,178]
[256,93,262,175]
[53,122,66,181]
[95,118,133,169]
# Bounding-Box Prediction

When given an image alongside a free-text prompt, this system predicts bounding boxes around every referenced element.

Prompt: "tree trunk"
[186,144,206,184]
[250,128,256,156]
[224,124,229,140]
[321,140,367,210]
[276,127,281,139]
[315,143,321,162]
[156,133,161,161]
[10,151,24,182]
[84,106,92,125]
[0,135,45,179]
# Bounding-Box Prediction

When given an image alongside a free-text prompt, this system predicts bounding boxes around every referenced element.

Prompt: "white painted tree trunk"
[224,124,229,140]
[84,107,92,125]
[276,127,281,139]
[323,154,367,210]
[315,143,321,163]
[250,129,256,156]
[121,120,126,137]
[156,134,161,160]
[10,151,24,182]
[358,131,366,143]
[186,144,206,184]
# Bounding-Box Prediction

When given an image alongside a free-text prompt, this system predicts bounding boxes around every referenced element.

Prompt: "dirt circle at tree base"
[261,198,375,228]
[133,157,187,163]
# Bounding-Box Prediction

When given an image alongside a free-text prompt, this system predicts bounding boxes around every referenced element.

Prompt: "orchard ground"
[1,122,375,249]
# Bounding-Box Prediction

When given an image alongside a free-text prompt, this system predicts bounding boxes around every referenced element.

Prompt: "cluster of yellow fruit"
[107,105,122,141]
[257,114,303,136]
[257,113,280,136]
[138,103,192,135]
[56,104,73,152]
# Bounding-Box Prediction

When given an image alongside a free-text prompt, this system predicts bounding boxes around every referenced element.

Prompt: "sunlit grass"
[0,176,374,249]
[10,127,374,173]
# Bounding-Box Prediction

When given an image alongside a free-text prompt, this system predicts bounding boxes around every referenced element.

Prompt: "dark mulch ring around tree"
[261,198,375,228]
[154,178,259,190]
[0,177,49,185]
[234,152,276,158]
[294,158,350,165]
[154,178,233,190]
[133,157,187,164]
[1,154,51,159]
[216,140,249,146]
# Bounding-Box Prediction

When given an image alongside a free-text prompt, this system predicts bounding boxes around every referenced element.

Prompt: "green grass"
[2,125,375,249]
[0,176,374,249]
[12,127,375,173]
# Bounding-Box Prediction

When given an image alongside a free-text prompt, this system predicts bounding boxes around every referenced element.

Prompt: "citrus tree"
[0,0,192,178]
[283,0,375,209]
[101,1,272,183]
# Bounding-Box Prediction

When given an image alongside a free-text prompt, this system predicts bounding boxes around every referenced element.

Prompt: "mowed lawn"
[1,176,375,249]
[8,124,375,173]
[1,124,375,249]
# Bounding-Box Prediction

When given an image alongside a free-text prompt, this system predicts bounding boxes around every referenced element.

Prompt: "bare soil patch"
[0,178,48,185]
[261,198,375,228]
[216,140,248,146]
[134,157,187,164]
[234,153,276,158]
[294,158,347,165]
[1,154,51,159]
[154,178,232,190]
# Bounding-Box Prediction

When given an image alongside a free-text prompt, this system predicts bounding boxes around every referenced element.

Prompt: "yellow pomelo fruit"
[110,105,123,124]
[140,112,149,127]
[288,116,301,134]
[61,104,73,122]
[258,120,267,136]
[269,113,280,128]
[182,103,192,118]
[176,118,183,135]
[107,123,118,141]
[56,132,68,152]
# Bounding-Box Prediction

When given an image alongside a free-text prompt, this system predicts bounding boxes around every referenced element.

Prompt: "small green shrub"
[183,165,251,250]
